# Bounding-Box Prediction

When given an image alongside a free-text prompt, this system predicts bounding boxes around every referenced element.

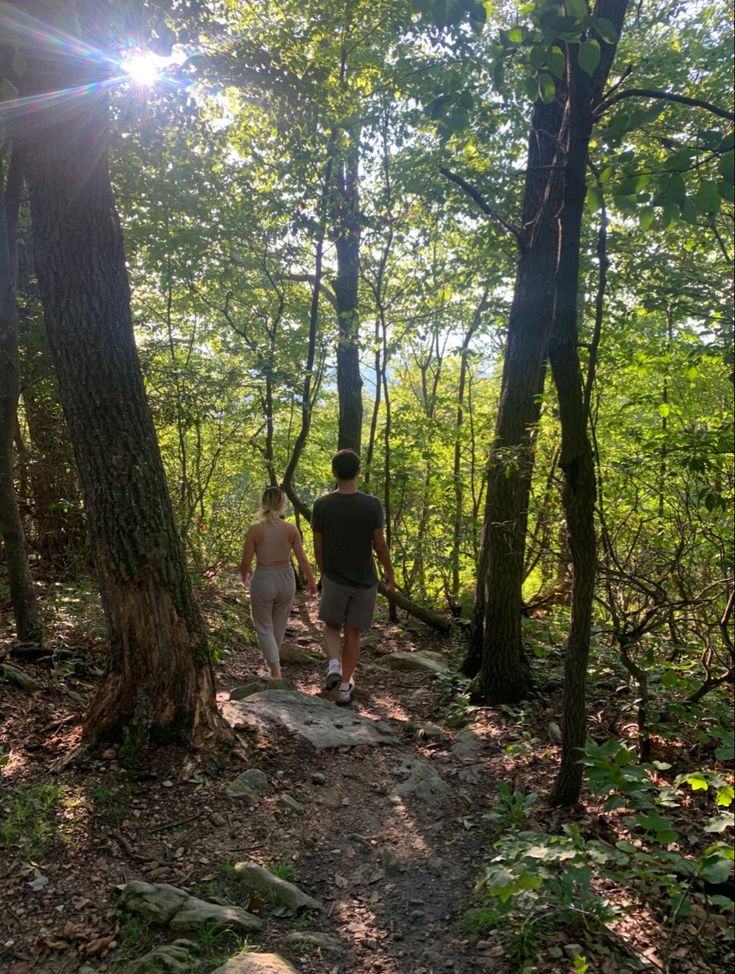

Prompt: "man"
[312,449,395,705]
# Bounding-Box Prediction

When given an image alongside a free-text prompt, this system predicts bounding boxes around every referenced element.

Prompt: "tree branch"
[283,272,337,308]
[439,168,523,244]
[593,88,735,122]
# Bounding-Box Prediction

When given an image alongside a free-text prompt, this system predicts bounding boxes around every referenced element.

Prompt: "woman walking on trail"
[241,486,317,678]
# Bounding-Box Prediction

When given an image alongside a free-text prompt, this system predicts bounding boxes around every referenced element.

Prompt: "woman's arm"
[291,526,317,596]
[240,526,257,588]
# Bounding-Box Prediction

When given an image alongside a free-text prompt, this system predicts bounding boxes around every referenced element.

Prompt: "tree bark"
[20,1,221,746]
[452,290,487,599]
[472,92,567,703]
[548,0,630,805]
[0,147,41,643]
[333,135,363,452]
[473,0,629,707]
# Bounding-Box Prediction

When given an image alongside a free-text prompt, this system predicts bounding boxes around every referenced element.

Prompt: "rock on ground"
[222,689,400,749]
[392,755,449,803]
[378,650,449,675]
[210,953,300,974]
[233,861,321,914]
[127,939,199,973]
[120,881,263,935]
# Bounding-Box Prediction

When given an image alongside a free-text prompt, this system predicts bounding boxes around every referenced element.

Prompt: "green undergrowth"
[466,739,734,972]
[0,780,79,861]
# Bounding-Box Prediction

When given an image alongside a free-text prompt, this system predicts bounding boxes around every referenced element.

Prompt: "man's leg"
[323,623,342,664]
[341,625,360,684]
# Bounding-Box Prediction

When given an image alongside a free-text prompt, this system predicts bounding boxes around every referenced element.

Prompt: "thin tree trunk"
[0,147,41,644]
[282,148,334,519]
[21,2,221,746]
[334,135,363,452]
[452,290,487,598]
[549,0,630,806]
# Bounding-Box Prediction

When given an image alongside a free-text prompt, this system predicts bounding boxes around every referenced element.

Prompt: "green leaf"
[577,39,601,76]
[508,26,524,43]
[586,184,602,214]
[566,0,588,20]
[694,180,721,215]
[639,207,654,231]
[718,151,734,185]
[594,17,619,43]
[529,44,546,69]
[546,47,566,79]
[539,72,556,103]
[700,859,733,884]
[704,812,735,833]
[657,403,671,418]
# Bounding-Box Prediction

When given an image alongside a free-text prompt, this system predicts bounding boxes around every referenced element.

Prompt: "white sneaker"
[325,660,341,691]
[336,680,355,706]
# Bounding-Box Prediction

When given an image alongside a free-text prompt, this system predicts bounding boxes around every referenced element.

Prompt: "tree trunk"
[548,0,630,805]
[16,203,86,571]
[333,136,363,452]
[474,0,629,707]
[452,291,487,599]
[473,87,566,700]
[20,2,221,746]
[0,148,41,644]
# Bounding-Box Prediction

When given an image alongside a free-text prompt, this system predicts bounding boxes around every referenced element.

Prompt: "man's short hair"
[332,449,360,480]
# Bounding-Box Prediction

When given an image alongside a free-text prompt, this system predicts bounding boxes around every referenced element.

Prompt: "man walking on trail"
[312,449,395,705]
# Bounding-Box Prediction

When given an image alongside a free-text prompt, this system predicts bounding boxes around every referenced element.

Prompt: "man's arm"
[313,531,324,577]
[373,528,395,589]
[291,526,317,595]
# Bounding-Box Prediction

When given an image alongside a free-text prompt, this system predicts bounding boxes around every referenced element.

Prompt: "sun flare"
[122,52,165,86]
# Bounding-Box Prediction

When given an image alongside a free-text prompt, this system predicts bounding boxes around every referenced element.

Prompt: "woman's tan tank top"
[254,519,293,566]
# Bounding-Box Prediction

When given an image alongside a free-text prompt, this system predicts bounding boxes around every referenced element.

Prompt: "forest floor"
[0,573,732,974]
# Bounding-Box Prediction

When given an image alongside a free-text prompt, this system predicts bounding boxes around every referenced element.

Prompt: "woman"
[241,486,317,678]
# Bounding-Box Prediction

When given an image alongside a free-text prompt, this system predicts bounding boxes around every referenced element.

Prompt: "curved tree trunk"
[20,2,221,746]
[0,148,41,644]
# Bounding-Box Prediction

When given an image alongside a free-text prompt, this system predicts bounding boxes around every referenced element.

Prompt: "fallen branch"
[109,831,147,863]
[378,583,452,633]
[149,811,204,834]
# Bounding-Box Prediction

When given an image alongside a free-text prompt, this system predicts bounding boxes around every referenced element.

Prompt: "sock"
[328,659,341,672]
[340,680,353,691]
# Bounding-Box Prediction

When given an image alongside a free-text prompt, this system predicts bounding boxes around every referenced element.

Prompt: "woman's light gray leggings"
[250,565,296,672]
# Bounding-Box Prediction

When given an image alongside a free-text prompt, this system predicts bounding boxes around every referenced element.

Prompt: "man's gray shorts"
[319,577,378,630]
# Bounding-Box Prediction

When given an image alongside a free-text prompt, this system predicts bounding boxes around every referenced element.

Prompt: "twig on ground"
[149,811,204,834]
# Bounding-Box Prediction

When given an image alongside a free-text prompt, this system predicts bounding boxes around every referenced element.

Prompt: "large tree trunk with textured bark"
[473,0,629,707]
[19,1,221,747]
[0,148,41,644]
[471,92,566,703]
[548,0,629,806]
[333,136,363,452]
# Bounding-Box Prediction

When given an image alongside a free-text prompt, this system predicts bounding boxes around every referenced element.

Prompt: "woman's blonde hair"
[260,486,286,523]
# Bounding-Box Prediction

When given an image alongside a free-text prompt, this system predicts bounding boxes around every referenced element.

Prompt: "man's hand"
[307,578,318,597]
[384,572,396,591]
[241,573,251,591]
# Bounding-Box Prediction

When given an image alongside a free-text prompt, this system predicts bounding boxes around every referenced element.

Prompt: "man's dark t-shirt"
[312,491,384,589]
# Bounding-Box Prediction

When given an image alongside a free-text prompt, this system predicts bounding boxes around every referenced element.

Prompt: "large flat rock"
[222,689,400,749]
